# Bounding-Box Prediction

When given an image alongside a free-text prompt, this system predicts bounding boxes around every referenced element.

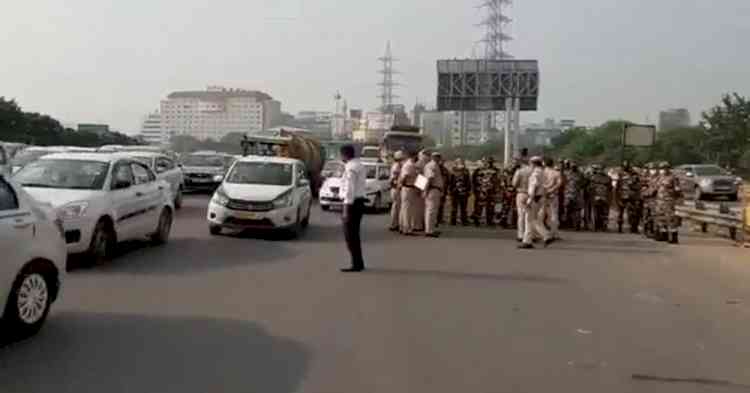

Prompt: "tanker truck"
[240,130,326,196]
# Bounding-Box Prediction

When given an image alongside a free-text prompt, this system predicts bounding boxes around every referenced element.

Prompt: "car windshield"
[693,166,724,176]
[364,165,377,179]
[132,156,153,166]
[182,155,225,167]
[225,162,293,186]
[323,162,344,177]
[11,150,55,167]
[13,159,109,190]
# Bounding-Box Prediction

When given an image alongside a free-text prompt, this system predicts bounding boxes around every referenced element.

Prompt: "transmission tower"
[477,0,513,60]
[378,41,400,113]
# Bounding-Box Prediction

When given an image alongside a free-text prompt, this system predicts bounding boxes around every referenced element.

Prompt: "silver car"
[676,164,741,201]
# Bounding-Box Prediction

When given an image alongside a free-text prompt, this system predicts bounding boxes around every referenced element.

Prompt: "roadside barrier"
[676,201,743,241]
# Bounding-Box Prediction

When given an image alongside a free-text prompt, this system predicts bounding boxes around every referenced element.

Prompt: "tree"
[701,93,750,167]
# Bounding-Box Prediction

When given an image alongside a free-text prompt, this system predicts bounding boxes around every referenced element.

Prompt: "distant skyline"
[1,0,748,134]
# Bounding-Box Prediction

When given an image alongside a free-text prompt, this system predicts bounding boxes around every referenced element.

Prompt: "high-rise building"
[411,103,426,127]
[160,86,281,141]
[139,111,166,145]
[658,108,691,131]
[447,111,497,146]
[420,111,450,147]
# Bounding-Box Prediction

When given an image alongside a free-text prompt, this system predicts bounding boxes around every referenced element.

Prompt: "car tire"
[150,208,173,245]
[174,187,183,210]
[85,219,115,267]
[301,202,311,228]
[3,265,54,339]
[288,209,302,239]
[729,192,738,202]
[209,224,222,236]
[321,205,330,211]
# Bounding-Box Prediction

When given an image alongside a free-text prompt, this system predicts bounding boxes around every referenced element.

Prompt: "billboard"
[436,59,540,112]
[622,124,656,147]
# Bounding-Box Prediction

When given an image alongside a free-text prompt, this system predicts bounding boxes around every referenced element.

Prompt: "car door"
[156,157,180,197]
[109,160,141,241]
[130,162,163,235]
[295,163,312,216]
[0,177,34,290]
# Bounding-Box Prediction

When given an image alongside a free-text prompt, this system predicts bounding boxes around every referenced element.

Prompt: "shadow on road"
[69,236,299,275]
[365,267,569,285]
[0,312,311,393]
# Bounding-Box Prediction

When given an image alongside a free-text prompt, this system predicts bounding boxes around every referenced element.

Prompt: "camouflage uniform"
[615,165,642,233]
[655,162,682,243]
[588,165,612,232]
[448,162,472,226]
[563,165,585,230]
[437,162,449,225]
[497,164,519,228]
[641,165,658,238]
[472,159,501,226]
[581,167,594,230]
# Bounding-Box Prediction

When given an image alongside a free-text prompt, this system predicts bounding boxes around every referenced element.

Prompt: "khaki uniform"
[513,165,532,241]
[398,159,419,234]
[389,161,402,229]
[540,167,562,239]
[655,173,681,236]
[413,157,429,231]
[423,160,445,235]
[524,166,550,245]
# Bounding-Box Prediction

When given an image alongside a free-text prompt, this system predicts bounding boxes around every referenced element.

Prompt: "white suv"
[0,175,66,338]
[207,156,313,238]
[319,161,392,211]
[13,152,175,265]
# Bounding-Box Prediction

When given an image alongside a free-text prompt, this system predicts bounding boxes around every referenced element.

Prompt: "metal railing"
[676,200,743,241]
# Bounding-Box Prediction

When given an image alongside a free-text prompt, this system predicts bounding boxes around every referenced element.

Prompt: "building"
[520,128,562,148]
[77,123,110,136]
[559,119,576,130]
[351,112,397,144]
[420,111,450,147]
[139,112,165,145]
[410,103,426,127]
[160,86,281,141]
[289,111,333,140]
[448,111,498,147]
[658,108,691,131]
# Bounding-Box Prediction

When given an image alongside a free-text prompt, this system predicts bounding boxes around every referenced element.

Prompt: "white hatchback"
[207,156,313,238]
[319,161,392,211]
[13,153,175,265]
[0,175,66,338]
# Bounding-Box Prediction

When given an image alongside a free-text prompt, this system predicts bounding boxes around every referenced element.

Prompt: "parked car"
[321,160,344,180]
[0,144,10,177]
[121,152,184,209]
[180,151,234,192]
[13,152,175,264]
[207,156,313,238]
[319,161,392,211]
[0,174,66,338]
[675,164,741,201]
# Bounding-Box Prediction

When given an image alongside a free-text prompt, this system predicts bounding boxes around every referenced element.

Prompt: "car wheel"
[151,208,173,245]
[729,192,738,202]
[86,219,114,266]
[4,266,53,338]
[174,187,183,210]
[321,204,330,211]
[288,209,302,239]
[209,224,222,236]
[301,202,311,228]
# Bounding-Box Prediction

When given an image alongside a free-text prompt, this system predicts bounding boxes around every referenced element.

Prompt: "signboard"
[436,59,539,112]
[623,124,656,147]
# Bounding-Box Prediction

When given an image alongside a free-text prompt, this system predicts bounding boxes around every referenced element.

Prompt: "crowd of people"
[386,149,684,248]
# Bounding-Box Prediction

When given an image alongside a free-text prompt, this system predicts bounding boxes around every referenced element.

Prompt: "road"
[2,195,750,393]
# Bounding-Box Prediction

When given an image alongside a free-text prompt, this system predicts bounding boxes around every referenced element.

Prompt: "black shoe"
[340,267,365,273]
[450,222,457,226]
[669,233,679,244]
[517,238,523,243]
[388,226,399,232]
[544,238,554,248]
[425,232,441,238]
[630,227,639,234]
[518,243,534,249]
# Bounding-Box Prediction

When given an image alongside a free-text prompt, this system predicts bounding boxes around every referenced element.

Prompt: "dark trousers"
[450,195,468,225]
[343,198,366,269]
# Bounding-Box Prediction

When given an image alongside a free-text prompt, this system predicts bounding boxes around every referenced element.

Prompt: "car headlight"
[272,190,294,209]
[213,175,224,182]
[212,187,230,206]
[699,179,712,188]
[58,201,89,220]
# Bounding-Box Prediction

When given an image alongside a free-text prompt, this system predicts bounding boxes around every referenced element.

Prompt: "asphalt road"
[2,195,750,393]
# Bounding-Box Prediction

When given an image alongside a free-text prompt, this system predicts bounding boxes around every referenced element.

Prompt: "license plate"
[190,178,211,183]
[235,211,260,220]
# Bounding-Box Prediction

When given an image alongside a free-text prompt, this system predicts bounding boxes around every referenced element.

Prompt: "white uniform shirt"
[512,165,533,194]
[528,166,546,198]
[341,158,367,205]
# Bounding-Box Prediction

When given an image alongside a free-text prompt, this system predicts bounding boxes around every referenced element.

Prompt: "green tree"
[701,93,750,167]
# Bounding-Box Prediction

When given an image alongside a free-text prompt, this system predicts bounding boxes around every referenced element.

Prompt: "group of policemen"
[387,149,684,246]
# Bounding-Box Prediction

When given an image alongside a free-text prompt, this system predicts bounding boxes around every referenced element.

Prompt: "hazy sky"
[1,0,748,133]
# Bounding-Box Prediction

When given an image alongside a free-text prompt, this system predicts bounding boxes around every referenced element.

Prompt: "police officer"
[588,164,612,232]
[387,150,404,231]
[448,158,472,226]
[641,163,658,238]
[423,152,445,237]
[614,160,643,234]
[654,162,682,243]
[472,157,501,227]
[498,160,520,229]
[563,161,585,231]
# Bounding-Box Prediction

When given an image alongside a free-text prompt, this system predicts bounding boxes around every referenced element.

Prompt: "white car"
[0,144,10,177]
[10,146,70,173]
[181,151,235,193]
[121,152,184,209]
[13,152,175,265]
[319,161,392,211]
[207,156,313,238]
[0,175,66,338]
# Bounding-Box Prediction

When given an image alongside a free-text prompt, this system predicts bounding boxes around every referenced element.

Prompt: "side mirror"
[213,175,224,183]
[114,179,132,189]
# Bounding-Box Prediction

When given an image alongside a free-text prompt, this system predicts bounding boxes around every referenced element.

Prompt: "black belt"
[428,186,443,192]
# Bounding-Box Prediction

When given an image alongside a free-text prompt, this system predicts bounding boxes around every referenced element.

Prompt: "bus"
[380,125,424,160]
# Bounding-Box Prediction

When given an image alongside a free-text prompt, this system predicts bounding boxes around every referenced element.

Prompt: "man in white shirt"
[423,151,445,237]
[388,151,404,232]
[340,145,367,272]
[540,157,563,240]
[512,159,532,243]
[520,156,552,249]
